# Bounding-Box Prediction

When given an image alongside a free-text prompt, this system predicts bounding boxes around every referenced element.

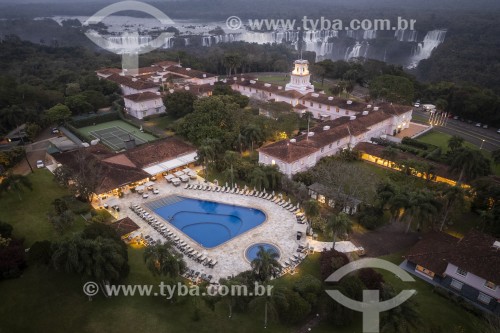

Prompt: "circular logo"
[83,281,99,297]
[226,16,243,30]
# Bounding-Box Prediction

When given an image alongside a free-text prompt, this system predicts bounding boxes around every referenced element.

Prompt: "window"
[416,265,435,278]
[345,110,348,115]
[337,140,340,146]
[302,100,305,105]
[477,293,492,304]
[320,147,324,153]
[456,267,468,277]
[319,104,322,109]
[329,143,333,149]
[327,106,331,111]
[310,102,313,107]
[450,279,463,290]
[484,281,497,290]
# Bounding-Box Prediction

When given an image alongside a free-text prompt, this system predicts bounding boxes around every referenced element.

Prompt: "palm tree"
[249,286,285,329]
[449,148,491,183]
[381,286,420,333]
[143,242,186,278]
[52,236,128,283]
[251,245,281,283]
[0,174,32,200]
[325,213,353,249]
[261,165,282,190]
[388,191,410,223]
[197,139,217,178]
[223,54,241,76]
[376,182,397,210]
[402,190,441,232]
[439,186,466,231]
[250,167,269,191]
[223,151,240,187]
[303,199,320,219]
[448,135,464,151]
[242,125,264,151]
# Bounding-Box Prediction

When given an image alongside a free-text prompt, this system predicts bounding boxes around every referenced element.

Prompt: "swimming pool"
[148,196,266,248]
[245,243,281,262]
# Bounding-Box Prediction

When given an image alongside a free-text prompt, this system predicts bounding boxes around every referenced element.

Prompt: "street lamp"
[480,139,485,150]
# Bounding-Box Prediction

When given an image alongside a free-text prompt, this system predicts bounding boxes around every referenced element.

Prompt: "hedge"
[70,112,120,128]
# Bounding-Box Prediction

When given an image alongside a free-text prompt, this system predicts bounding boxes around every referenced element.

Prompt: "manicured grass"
[0,170,86,246]
[376,253,482,333]
[417,130,500,175]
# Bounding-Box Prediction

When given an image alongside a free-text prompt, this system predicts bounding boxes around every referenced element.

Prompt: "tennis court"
[78,120,156,151]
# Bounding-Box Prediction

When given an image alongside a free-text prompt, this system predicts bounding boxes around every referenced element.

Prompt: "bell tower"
[285,59,315,94]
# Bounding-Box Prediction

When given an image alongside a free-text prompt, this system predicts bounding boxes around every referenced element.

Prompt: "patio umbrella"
[135,185,145,191]
[225,182,228,187]
[144,181,155,187]
[174,171,184,177]
[288,198,292,203]
[263,188,266,193]
[272,191,275,196]
[182,168,192,174]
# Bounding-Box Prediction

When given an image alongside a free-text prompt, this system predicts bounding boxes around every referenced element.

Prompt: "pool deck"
[105,178,308,283]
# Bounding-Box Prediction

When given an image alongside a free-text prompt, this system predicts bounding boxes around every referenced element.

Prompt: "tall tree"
[0,174,32,200]
[449,148,491,183]
[447,135,464,151]
[251,245,281,283]
[325,213,353,248]
[143,242,186,278]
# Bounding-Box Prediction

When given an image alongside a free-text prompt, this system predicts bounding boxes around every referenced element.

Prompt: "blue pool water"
[245,243,281,261]
[150,196,266,248]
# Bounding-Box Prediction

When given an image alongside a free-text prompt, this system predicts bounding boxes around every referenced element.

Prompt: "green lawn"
[143,114,177,136]
[417,130,500,175]
[0,170,86,246]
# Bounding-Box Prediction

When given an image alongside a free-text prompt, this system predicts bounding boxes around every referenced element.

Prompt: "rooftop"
[124,91,162,102]
[406,230,500,285]
[111,217,140,237]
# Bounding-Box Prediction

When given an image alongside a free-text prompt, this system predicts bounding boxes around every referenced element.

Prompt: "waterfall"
[408,29,446,68]
[363,30,376,40]
[394,29,418,42]
[202,36,212,47]
[163,37,174,49]
[345,42,362,60]
[103,34,152,53]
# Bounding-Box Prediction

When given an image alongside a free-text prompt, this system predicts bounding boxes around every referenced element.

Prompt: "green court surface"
[78,120,156,151]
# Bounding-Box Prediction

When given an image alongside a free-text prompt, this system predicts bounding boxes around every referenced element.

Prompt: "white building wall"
[120,85,158,96]
[444,263,500,299]
[124,98,166,120]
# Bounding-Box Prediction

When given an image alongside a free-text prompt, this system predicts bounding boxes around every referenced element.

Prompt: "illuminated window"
[484,281,497,290]
[271,160,275,165]
[416,265,435,278]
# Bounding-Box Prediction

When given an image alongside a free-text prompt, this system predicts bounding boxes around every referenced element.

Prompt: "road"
[413,110,500,152]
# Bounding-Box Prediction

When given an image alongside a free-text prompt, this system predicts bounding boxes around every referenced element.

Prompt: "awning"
[143,152,198,176]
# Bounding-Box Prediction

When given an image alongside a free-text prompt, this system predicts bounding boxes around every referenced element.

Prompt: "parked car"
[153,188,159,194]
[497,129,500,134]
[475,123,482,127]
[482,124,488,129]
[414,102,420,108]
[453,116,459,120]
[51,128,59,134]
[36,160,44,168]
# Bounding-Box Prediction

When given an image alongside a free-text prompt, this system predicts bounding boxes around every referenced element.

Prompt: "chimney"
[367,104,372,108]
[373,106,379,111]
[323,125,330,131]
[328,96,334,101]
[362,111,369,115]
